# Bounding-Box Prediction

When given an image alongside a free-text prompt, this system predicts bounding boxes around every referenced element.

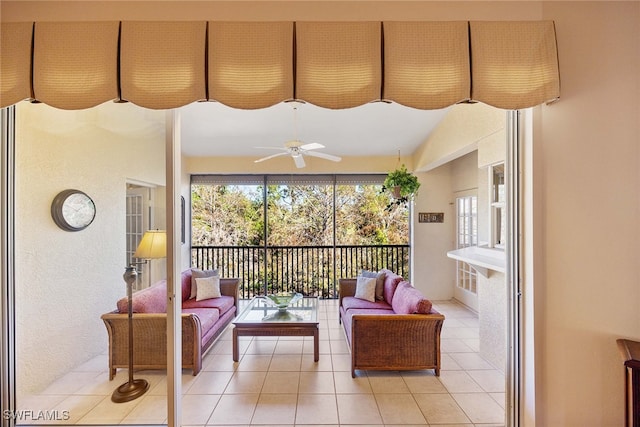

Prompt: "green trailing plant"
[382,164,421,210]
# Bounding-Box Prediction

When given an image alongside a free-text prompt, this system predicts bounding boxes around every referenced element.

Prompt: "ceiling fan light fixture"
[253,105,341,168]
[254,141,341,168]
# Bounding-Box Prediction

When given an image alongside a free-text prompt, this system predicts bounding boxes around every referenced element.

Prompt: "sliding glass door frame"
[1,107,16,427]
[1,106,527,427]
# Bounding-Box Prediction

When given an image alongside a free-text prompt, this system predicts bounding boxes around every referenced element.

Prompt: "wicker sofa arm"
[219,278,240,315]
[338,278,357,307]
[101,312,201,380]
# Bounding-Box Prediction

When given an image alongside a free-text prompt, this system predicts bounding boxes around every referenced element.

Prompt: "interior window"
[490,163,506,248]
[456,195,478,294]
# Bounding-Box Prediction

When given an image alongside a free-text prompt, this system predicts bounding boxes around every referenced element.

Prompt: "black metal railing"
[192,244,410,299]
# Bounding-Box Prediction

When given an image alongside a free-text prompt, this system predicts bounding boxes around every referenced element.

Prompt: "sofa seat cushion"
[391,281,433,314]
[182,295,235,315]
[345,308,397,318]
[117,280,167,313]
[342,296,393,312]
[201,307,236,349]
[182,308,220,333]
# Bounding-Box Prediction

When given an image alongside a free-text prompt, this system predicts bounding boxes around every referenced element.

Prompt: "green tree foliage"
[191,181,408,247]
[191,184,263,246]
[335,184,408,245]
[267,185,334,246]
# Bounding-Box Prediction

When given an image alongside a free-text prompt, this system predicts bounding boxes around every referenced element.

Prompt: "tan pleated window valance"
[470,21,560,109]
[295,22,382,109]
[1,22,33,108]
[120,21,207,109]
[383,21,471,109]
[208,22,293,109]
[32,22,120,110]
[0,20,560,111]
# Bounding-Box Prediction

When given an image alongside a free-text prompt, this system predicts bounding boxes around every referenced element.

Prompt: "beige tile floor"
[19,299,505,426]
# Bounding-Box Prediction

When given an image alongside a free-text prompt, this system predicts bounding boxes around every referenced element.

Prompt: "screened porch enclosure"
[191,174,411,298]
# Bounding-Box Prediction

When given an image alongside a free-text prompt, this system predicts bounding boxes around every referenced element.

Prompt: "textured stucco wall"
[15,101,166,394]
[478,272,507,372]
[476,124,507,372]
[411,165,454,299]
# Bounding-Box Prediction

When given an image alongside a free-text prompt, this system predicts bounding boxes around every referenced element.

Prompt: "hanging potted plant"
[382,164,421,209]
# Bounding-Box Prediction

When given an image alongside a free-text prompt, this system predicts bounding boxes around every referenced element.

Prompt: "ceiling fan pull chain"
[293,105,299,142]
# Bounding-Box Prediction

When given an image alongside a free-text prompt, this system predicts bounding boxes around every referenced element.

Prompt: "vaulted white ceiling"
[178,101,451,159]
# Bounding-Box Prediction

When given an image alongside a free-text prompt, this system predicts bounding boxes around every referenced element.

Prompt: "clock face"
[51,190,96,231]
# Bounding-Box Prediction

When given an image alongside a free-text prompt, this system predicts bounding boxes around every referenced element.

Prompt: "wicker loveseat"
[339,269,445,377]
[101,269,239,379]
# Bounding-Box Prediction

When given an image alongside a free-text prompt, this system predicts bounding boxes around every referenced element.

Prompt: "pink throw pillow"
[380,269,403,306]
[391,281,432,314]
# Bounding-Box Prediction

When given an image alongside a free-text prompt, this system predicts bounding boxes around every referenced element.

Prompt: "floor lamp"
[112,230,167,403]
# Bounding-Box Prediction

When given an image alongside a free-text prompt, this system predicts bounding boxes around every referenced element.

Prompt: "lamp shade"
[133,230,167,259]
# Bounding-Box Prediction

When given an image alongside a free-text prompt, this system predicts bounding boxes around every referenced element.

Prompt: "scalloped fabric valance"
[0,21,559,110]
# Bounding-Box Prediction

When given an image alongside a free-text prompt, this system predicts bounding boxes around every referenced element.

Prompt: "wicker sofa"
[339,269,445,377]
[101,269,239,379]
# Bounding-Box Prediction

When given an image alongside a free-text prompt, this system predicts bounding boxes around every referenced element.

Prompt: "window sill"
[447,246,506,277]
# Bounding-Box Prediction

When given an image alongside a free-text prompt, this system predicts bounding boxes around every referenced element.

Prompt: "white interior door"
[126,184,152,290]
[453,194,479,311]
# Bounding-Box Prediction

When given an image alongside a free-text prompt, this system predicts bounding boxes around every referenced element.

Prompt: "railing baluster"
[191,244,409,299]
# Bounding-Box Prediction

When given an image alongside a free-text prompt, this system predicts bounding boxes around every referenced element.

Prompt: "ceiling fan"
[254,140,342,168]
[254,103,342,168]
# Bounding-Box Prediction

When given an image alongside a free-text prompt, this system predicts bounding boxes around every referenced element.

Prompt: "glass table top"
[234,296,318,324]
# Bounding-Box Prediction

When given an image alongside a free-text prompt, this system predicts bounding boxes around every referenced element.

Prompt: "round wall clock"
[51,189,96,232]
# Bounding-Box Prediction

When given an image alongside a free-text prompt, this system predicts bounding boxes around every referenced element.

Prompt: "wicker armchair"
[339,278,445,377]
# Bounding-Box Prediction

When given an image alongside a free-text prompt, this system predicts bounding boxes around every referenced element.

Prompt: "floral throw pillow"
[360,269,386,301]
[190,268,218,299]
[195,276,221,301]
[354,276,377,302]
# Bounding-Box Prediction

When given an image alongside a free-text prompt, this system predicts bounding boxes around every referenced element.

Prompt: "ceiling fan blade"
[304,151,342,162]
[293,155,306,168]
[254,152,288,163]
[300,142,324,151]
[255,146,288,151]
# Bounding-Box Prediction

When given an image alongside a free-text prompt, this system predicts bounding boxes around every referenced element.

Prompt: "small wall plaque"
[418,212,444,223]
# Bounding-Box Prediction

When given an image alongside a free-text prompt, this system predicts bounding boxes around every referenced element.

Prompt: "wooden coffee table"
[232,296,319,362]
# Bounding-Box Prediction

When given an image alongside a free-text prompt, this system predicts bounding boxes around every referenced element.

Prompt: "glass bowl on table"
[261,292,303,321]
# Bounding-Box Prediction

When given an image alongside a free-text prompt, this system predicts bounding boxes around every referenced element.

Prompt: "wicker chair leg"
[109,367,116,380]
